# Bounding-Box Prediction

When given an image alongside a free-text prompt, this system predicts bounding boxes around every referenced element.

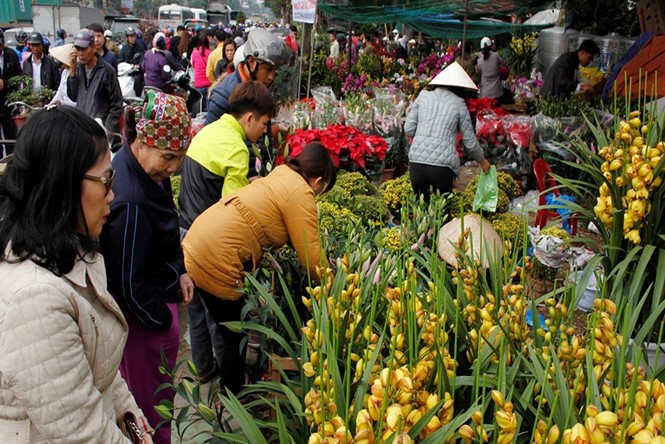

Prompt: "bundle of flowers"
[286,124,388,169]
[379,174,414,216]
[505,33,537,79]
[342,73,369,95]
[465,97,507,120]
[594,111,664,245]
[511,76,543,103]
[416,49,455,77]
[318,172,386,229]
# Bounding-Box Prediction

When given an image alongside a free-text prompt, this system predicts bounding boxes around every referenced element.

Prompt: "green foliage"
[271,62,298,107]
[309,50,347,98]
[317,172,386,232]
[351,50,383,80]
[563,0,639,36]
[539,96,592,119]
[6,75,55,109]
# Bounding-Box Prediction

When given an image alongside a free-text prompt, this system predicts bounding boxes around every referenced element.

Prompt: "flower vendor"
[540,39,599,99]
[404,61,491,202]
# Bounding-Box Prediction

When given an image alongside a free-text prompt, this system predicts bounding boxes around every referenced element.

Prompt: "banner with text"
[292,0,316,23]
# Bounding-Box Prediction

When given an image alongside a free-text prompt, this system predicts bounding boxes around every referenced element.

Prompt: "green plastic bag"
[472,166,498,212]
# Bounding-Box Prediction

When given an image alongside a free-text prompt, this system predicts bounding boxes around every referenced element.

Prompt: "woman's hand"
[179,273,194,305]
[141,433,154,443]
[480,159,491,174]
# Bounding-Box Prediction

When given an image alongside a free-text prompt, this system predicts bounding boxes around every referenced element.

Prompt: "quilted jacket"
[0,253,146,443]
[183,165,324,300]
[404,87,484,176]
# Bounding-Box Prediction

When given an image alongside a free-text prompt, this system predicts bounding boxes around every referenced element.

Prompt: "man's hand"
[480,158,491,174]
[179,273,194,305]
[69,52,77,75]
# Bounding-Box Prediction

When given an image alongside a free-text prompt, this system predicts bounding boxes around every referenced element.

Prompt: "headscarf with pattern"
[135,90,192,151]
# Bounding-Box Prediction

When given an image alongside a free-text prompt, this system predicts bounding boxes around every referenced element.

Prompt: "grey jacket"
[404,87,484,175]
[67,56,123,134]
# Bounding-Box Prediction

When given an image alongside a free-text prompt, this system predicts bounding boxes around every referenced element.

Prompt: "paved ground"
[170,305,217,443]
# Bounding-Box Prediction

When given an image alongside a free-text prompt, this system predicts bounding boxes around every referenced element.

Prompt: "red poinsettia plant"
[284,124,388,169]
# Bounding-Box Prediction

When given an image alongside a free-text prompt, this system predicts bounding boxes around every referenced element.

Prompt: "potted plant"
[5,75,55,127]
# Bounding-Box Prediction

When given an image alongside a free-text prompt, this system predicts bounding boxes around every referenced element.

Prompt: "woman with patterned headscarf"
[100,90,194,444]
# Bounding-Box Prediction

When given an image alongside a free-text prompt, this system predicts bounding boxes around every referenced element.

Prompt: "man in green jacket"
[179,80,277,228]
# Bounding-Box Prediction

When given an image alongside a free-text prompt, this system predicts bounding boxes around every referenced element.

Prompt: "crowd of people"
[0,16,601,442]
[0,18,323,443]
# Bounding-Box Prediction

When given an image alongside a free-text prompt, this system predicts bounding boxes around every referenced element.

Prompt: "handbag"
[120,412,143,444]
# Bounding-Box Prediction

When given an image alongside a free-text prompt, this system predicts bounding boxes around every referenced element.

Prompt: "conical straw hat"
[429,61,478,91]
[438,214,503,268]
[50,43,74,67]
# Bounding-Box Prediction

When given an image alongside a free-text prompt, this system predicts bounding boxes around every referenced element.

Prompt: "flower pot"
[381,167,396,183]
[643,342,665,371]
[628,339,665,372]
[568,270,599,312]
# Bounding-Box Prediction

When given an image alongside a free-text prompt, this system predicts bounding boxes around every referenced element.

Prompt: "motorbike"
[142,65,202,116]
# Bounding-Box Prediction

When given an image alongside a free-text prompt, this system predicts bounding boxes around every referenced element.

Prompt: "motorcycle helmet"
[135,29,143,38]
[125,27,136,36]
[27,32,43,45]
[104,29,112,38]
[17,30,28,44]
[243,28,288,66]
[194,25,203,33]
[480,36,492,49]
[153,31,166,49]
[56,28,66,38]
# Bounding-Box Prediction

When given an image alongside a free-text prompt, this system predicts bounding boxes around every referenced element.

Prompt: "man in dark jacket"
[87,23,118,71]
[67,29,123,135]
[22,32,61,92]
[119,27,146,96]
[0,30,22,156]
[540,39,599,98]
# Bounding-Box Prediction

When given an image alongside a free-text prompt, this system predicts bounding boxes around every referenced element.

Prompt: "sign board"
[637,0,665,33]
[292,0,316,24]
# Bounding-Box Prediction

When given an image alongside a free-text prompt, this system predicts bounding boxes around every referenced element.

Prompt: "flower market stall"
[158,8,665,442]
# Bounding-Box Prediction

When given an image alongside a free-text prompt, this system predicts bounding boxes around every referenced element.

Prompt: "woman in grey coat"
[404,61,490,201]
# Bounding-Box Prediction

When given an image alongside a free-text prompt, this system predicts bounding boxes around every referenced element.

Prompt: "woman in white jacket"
[405,61,490,202]
[0,106,152,443]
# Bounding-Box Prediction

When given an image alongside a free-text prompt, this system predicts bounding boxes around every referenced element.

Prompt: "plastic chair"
[533,159,577,235]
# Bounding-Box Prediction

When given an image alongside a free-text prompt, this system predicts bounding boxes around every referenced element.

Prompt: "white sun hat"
[428,61,478,90]
[437,214,503,268]
[50,43,74,67]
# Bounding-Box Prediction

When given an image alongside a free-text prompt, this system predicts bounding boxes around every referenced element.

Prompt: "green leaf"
[154,403,174,420]
[217,391,268,444]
